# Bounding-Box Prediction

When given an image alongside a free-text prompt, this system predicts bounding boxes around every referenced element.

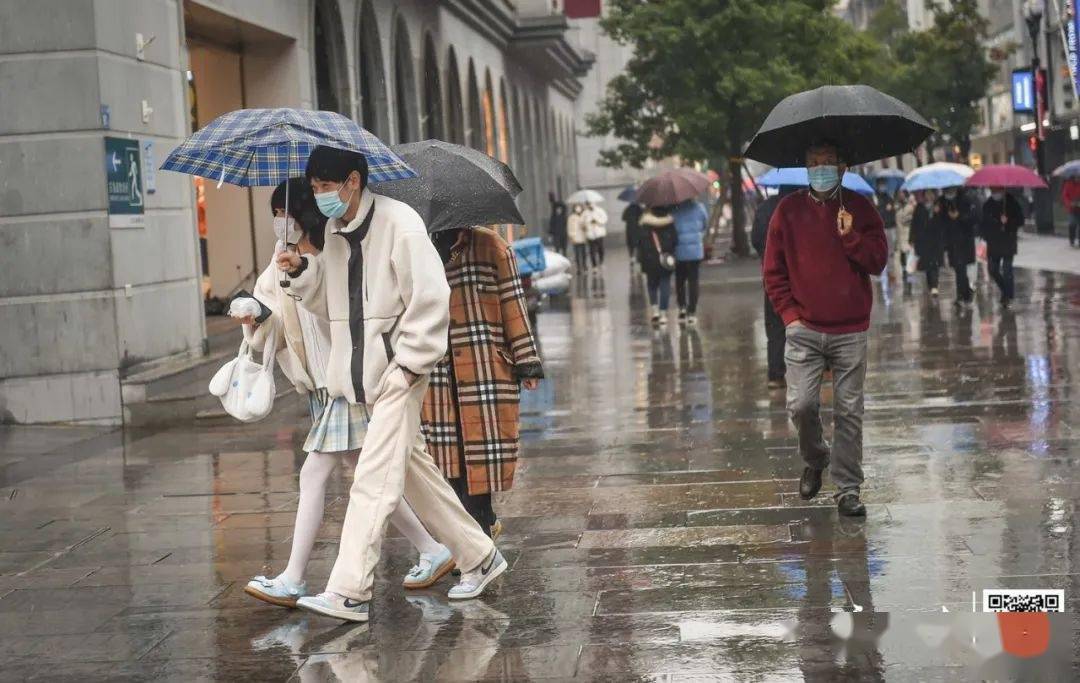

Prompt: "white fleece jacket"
[241,248,324,396]
[288,189,450,406]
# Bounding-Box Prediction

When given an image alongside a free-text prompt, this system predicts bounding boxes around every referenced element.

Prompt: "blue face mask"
[315,180,356,219]
[807,165,841,193]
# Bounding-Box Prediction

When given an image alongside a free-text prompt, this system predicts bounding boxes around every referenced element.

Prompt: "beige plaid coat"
[421,228,543,495]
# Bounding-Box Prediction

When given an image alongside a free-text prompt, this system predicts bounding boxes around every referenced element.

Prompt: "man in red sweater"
[763,141,888,517]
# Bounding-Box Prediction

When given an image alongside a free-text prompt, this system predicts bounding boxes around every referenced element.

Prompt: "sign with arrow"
[104,136,145,228]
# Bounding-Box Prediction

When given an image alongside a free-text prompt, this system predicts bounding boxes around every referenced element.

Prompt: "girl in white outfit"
[238,179,445,608]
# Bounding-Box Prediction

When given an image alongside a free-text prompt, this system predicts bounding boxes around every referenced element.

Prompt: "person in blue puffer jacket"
[672,200,709,325]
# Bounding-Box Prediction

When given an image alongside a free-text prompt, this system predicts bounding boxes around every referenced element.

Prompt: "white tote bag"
[208,327,277,422]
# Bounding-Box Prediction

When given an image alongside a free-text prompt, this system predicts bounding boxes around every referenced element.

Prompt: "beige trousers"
[326,368,493,601]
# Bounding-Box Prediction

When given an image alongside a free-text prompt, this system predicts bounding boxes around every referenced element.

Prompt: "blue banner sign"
[1067,1,1080,100]
[1012,69,1034,113]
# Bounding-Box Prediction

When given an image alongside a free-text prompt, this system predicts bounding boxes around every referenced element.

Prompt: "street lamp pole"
[1025,1,1055,233]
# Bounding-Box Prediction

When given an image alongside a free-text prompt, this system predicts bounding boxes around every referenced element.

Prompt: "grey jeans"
[784,325,868,496]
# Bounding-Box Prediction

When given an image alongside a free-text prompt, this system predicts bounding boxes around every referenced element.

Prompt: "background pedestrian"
[979,187,1024,307]
[938,187,977,306]
[584,202,608,270]
[911,190,943,296]
[622,202,643,269]
[895,190,915,294]
[1063,177,1080,247]
[548,193,568,256]
[638,205,678,327]
[752,186,798,388]
[673,199,708,326]
[567,204,588,271]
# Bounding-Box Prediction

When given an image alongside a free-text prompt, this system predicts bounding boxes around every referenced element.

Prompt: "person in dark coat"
[638,205,678,327]
[622,202,643,267]
[937,187,977,306]
[752,186,798,389]
[910,190,943,295]
[548,194,568,256]
[979,187,1024,306]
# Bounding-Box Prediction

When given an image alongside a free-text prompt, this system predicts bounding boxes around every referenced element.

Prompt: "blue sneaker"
[448,548,507,600]
[244,574,306,608]
[296,591,369,623]
[403,545,455,589]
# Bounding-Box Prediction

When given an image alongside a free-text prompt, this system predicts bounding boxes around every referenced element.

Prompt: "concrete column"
[0,0,203,424]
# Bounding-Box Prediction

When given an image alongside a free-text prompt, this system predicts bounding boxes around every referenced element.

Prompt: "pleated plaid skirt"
[303,388,368,454]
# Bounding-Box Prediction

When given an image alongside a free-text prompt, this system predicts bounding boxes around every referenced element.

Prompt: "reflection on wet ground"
[2,250,1079,680]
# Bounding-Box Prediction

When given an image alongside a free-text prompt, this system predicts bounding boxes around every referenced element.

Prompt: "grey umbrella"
[368,140,524,232]
[744,85,934,168]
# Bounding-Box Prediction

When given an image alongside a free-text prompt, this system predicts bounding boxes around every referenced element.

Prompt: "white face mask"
[273,216,300,243]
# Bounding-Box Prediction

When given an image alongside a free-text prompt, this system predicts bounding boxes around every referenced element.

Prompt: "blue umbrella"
[756,167,874,195]
[1052,160,1080,179]
[869,168,905,195]
[617,185,637,202]
[161,108,415,186]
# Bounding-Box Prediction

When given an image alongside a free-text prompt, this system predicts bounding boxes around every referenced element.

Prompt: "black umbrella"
[744,85,934,168]
[368,140,524,232]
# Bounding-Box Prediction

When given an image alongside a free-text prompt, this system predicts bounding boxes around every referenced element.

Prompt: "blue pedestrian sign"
[1012,69,1034,113]
[105,136,145,228]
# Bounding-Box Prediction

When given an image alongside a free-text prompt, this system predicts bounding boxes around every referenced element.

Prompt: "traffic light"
[1029,135,1039,153]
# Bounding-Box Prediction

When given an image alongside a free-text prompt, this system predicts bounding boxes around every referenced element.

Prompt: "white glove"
[228,297,263,320]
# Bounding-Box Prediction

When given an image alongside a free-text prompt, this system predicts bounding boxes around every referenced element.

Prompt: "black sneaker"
[837,492,866,517]
[678,309,688,325]
[799,466,824,500]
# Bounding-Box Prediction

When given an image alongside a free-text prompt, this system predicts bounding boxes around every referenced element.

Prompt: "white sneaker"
[296,591,369,622]
[244,574,306,608]
[447,548,507,600]
[687,315,698,326]
[403,545,455,589]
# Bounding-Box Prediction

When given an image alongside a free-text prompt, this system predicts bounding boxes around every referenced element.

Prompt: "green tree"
[586,0,895,255]
[890,0,995,160]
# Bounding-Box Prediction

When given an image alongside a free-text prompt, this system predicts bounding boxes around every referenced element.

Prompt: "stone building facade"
[0,0,590,424]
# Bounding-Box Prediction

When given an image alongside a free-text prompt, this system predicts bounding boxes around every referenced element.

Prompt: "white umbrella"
[566,189,604,205]
[905,162,975,182]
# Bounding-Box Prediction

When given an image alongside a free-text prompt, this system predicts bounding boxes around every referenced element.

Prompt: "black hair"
[806,138,848,164]
[305,145,369,187]
[271,177,325,250]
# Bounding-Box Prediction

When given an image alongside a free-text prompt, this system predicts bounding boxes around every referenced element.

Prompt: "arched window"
[482,69,496,157]
[313,0,350,115]
[466,60,483,151]
[393,17,418,143]
[445,48,465,144]
[357,1,389,138]
[422,34,443,140]
[498,79,511,165]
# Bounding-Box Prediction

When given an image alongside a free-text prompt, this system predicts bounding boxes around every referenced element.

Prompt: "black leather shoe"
[837,493,866,517]
[799,467,824,500]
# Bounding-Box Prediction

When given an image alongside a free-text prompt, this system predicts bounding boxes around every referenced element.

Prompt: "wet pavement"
[2,246,1080,680]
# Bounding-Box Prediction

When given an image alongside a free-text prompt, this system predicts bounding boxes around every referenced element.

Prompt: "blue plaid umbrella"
[161,108,414,186]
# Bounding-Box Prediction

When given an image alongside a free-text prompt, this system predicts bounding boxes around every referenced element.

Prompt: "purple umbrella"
[637,168,710,207]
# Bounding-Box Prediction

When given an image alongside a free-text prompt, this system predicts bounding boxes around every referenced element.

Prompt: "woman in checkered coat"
[424,226,544,536]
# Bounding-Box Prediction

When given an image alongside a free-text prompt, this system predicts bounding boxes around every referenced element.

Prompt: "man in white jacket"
[276,146,505,622]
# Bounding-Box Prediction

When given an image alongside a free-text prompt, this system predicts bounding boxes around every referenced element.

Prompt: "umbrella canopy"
[637,168,711,207]
[901,162,974,191]
[617,185,637,202]
[756,167,874,195]
[567,189,604,205]
[965,164,1047,189]
[1052,160,1080,179]
[871,168,906,179]
[368,140,524,233]
[744,85,934,168]
[161,108,414,186]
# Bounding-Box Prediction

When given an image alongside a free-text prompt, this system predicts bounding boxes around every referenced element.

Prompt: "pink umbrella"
[965,164,1047,189]
[637,167,711,207]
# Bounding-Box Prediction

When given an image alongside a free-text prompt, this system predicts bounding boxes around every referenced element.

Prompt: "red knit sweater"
[763,189,888,334]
